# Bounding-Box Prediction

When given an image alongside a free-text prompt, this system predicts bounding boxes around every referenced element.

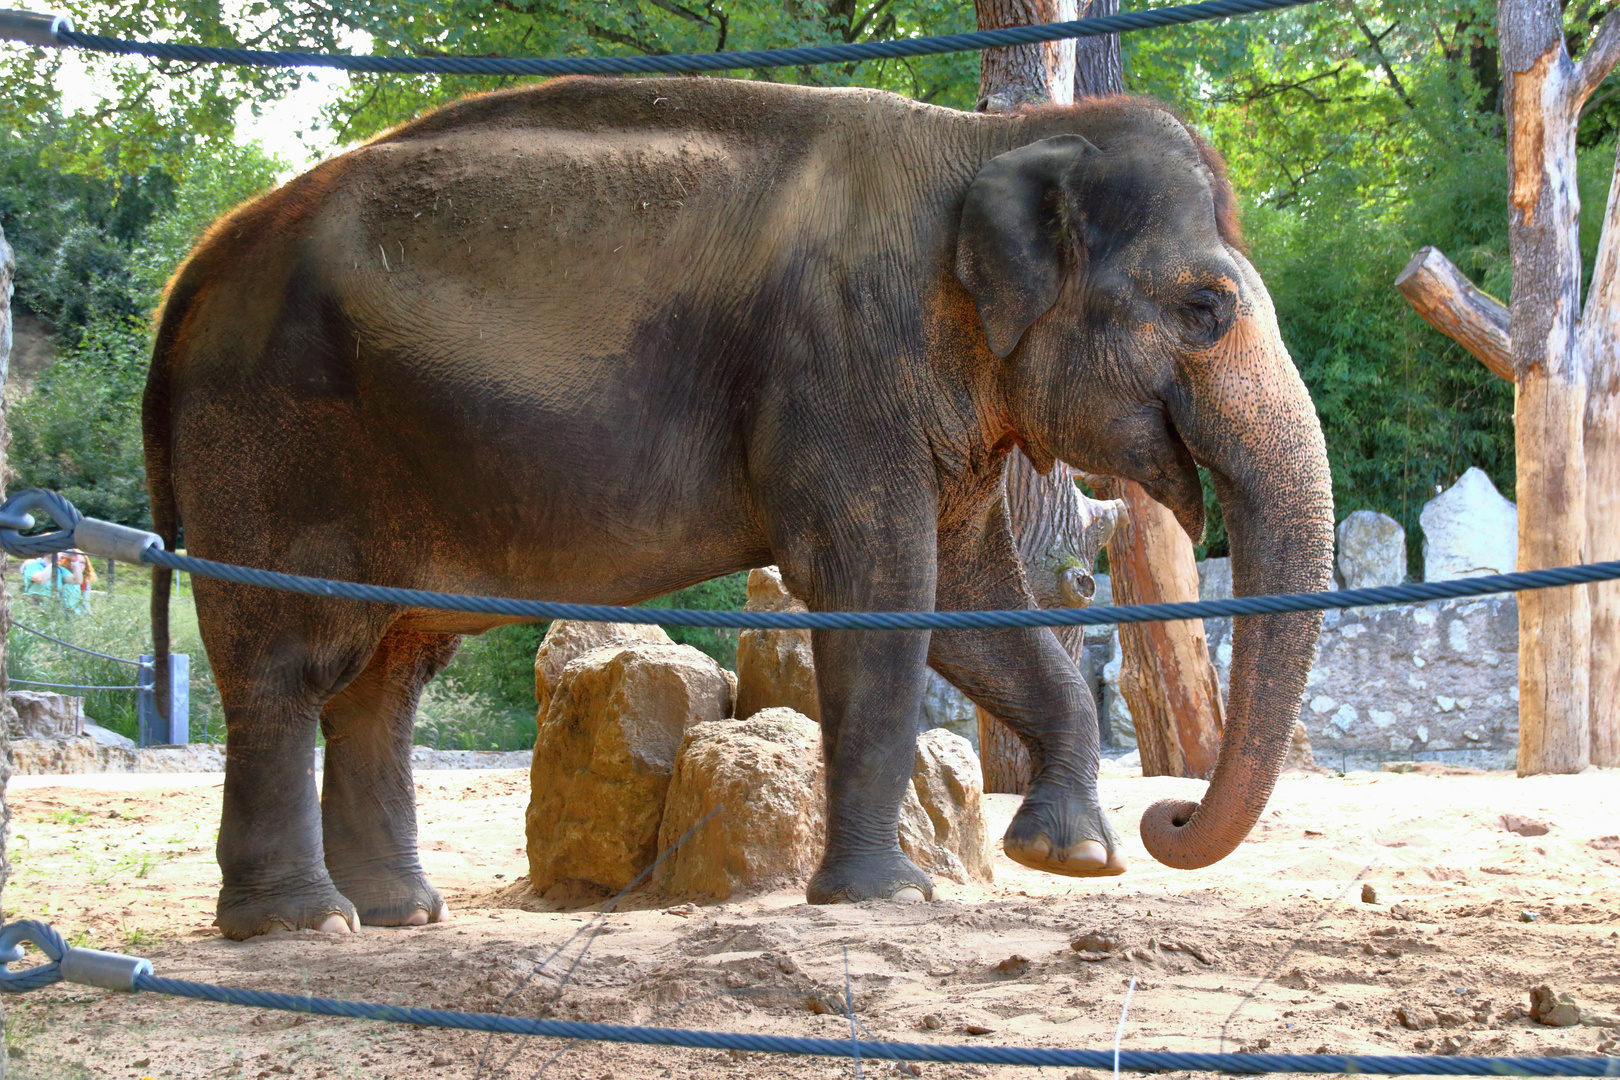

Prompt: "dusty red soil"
[4,764,1619,1080]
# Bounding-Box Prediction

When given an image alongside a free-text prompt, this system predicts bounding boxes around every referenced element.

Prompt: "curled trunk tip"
[1140,797,1241,870]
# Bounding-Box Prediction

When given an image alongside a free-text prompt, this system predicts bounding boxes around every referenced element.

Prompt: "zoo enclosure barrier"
[3,488,1619,633]
[0,918,1616,1075]
[8,610,191,747]
[0,0,1608,1067]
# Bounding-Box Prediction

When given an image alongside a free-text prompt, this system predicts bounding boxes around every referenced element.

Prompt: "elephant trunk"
[1139,282,1335,870]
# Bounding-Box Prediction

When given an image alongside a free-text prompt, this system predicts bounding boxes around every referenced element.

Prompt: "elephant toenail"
[891,886,927,902]
[433,903,451,923]
[1069,840,1107,868]
[404,909,430,926]
[317,914,354,935]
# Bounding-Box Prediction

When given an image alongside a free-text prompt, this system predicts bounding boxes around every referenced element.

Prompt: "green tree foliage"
[3,134,283,525]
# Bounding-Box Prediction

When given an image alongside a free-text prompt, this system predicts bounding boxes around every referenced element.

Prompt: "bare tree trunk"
[0,224,14,1080]
[1397,18,1620,773]
[976,0,1077,112]
[1073,0,1123,99]
[1498,2,1620,776]
[1097,478,1226,778]
[1582,139,1620,767]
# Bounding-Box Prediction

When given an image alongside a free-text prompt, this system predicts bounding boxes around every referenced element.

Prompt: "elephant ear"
[954,134,1100,358]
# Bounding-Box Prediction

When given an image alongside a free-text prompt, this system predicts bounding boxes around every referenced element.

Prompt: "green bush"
[649,573,749,670]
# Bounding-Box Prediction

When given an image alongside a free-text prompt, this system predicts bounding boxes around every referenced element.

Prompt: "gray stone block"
[1337,510,1406,589]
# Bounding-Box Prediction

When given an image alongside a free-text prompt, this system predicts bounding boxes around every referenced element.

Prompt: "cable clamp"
[73,517,165,564]
[0,9,74,47]
[59,946,153,992]
[0,489,163,562]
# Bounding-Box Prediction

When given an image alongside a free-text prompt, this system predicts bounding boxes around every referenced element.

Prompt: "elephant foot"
[215,880,359,941]
[1003,789,1126,878]
[807,851,934,904]
[329,868,449,928]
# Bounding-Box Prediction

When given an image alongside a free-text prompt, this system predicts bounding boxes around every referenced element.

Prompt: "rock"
[993,954,1030,977]
[655,708,825,899]
[534,621,673,720]
[9,735,104,774]
[1500,814,1550,837]
[1421,468,1517,582]
[7,691,84,739]
[657,716,990,898]
[1197,557,1233,601]
[526,642,733,895]
[1529,985,1582,1027]
[1361,883,1379,904]
[1337,510,1407,589]
[83,721,135,749]
[1280,720,1318,773]
[898,729,993,884]
[734,567,819,723]
[921,669,977,748]
[1100,650,1136,748]
[1071,933,1117,953]
[1396,1004,1437,1030]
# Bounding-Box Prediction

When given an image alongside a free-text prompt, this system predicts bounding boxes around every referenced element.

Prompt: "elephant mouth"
[1135,407,1205,545]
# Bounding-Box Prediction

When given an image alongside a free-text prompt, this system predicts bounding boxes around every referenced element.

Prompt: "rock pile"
[526,626,735,896]
[528,620,994,902]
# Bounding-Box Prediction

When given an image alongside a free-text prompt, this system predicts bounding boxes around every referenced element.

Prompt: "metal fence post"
[137,653,189,746]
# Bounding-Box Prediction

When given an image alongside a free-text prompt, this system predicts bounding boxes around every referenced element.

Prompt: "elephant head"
[954,108,1335,870]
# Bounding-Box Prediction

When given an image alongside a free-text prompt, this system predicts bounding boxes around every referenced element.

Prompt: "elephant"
[143,76,1334,941]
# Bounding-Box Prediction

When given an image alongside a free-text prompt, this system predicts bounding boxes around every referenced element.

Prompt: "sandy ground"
[3,764,1619,1080]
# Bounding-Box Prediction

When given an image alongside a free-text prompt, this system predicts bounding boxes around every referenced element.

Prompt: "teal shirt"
[19,559,85,609]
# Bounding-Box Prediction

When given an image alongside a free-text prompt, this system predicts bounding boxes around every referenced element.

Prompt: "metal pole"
[1,221,15,1080]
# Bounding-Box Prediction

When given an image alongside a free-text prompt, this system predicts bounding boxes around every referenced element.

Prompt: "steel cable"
[30,0,1321,75]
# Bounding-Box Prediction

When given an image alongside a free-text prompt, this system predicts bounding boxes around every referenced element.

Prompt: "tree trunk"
[976,0,1077,112]
[1581,138,1620,767]
[1073,0,1123,99]
[1398,13,1620,773]
[1097,478,1226,778]
[0,224,14,1080]
[1498,1,1620,775]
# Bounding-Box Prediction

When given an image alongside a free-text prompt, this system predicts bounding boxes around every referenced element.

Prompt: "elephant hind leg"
[320,625,461,927]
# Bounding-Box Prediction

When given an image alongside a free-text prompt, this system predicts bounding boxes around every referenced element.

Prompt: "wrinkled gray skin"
[144,78,1334,940]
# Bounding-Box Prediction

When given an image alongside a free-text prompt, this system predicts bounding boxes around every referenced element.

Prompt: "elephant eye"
[1174,288,1232,345]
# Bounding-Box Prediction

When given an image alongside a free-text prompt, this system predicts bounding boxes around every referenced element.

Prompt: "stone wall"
[1199,595,1519,771]
[1094,468,1523,771]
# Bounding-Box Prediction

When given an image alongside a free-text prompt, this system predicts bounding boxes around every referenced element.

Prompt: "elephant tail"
[143,271,196,724]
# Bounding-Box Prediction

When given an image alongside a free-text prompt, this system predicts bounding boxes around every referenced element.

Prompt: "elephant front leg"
[930,624,1125,876]
[320,627,460,927]
[930,504,1125,878]
[806,625,936,904]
